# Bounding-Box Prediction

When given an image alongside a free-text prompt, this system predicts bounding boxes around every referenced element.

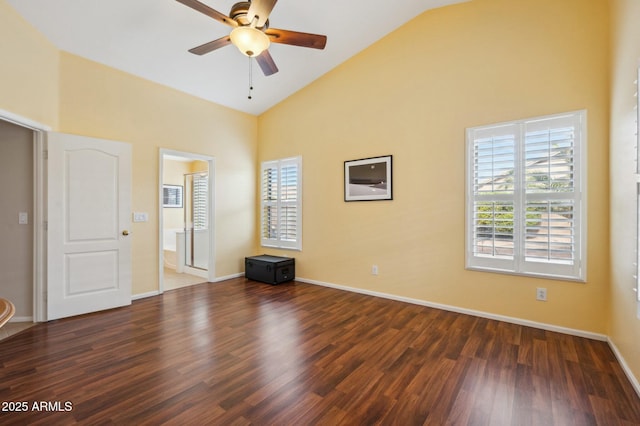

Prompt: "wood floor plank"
[0,278,639,424]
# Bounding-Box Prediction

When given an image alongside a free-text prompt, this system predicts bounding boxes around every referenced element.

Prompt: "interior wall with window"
[258,0,610,333]
[609,0,640,392]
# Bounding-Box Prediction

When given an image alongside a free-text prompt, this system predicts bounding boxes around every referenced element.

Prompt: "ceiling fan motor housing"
[230,2,269,29]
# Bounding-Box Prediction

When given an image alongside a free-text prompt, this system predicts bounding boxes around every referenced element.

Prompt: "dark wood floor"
[1,279,639,425]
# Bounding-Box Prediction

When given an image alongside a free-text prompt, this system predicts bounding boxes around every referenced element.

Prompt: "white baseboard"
[182,265,208,279]
[607,337,640,399]
[132,273,244,300]
[9,316,33,323]
[296,277,608,341]
[213,272,244,282]
[296,277,640,398]
[131,291,160,301]
[135,274,639,399]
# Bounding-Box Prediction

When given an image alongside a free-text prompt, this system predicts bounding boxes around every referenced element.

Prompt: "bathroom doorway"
[159,149,215,292]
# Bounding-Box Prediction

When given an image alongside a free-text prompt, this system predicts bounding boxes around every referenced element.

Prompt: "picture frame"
[163,184,183,208]
[344,155,393,202]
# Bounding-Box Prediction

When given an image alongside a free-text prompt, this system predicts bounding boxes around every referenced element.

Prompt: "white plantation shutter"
[470,125,518,272]
[471,201,515,262]
[466,111,586,281]
[261,156,302,250]
[279,164,299,242]
[473,126,517,196]
[262,166,278,241]
[524,201,575,263]
[192,174,208,230]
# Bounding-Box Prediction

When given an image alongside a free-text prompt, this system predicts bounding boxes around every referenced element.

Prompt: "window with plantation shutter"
[466,111,586,281]
[261,156,302,250]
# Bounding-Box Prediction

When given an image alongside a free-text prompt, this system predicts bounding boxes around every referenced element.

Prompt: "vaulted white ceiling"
[7,0,468,115]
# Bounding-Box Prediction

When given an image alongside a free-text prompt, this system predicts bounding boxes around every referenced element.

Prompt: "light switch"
[18,212,28,225]
[133,212,149,222]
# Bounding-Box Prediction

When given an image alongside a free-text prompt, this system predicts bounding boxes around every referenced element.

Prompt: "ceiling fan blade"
[189,36,232,55]
[256,50,279,76]
[247,0,277,28]
[176,0,237,27]
[265,28,327,50]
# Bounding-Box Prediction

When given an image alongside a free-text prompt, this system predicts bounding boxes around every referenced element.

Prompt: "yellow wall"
[258,0,611,333]
[190,160,208,174]
[609,0,640,389]
[0,0,59,127]
[58,53,257,293]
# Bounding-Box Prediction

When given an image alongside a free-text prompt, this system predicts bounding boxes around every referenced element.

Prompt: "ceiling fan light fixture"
[230,26,270,57]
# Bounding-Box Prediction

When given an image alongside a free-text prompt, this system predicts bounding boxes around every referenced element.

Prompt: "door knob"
[122,230,130,236]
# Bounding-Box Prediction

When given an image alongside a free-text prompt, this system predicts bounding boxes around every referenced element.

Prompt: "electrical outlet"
[536,287,547,301]
[372,265,379,275]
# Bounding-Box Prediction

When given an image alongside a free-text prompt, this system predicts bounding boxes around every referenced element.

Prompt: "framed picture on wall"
[344,155,393,201]
[163,184,183,208]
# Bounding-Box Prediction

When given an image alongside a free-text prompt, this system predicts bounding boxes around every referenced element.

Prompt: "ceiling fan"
[176,0,327,76]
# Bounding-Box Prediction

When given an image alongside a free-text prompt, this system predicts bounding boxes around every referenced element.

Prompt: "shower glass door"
[184,172,208,271]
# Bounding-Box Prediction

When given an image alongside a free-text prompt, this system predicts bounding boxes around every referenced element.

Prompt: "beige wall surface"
[258,0,611,334]
[57,53,258,294]
[609,0,640,391]
[0,120,33,318]
[0,0,59,127]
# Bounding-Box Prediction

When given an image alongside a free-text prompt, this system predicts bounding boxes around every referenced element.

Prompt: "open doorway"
[0,109,49,323]
[0,119,34,324]
[159,149,215,292]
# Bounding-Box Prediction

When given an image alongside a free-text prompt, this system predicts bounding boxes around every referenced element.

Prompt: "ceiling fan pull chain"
[248,57,254,100]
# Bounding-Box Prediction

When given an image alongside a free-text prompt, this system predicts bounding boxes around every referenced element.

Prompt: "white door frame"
[0,109,50,322]
[159,149,216,292]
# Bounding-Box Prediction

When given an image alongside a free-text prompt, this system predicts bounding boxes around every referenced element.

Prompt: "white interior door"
[47,132,132,320]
